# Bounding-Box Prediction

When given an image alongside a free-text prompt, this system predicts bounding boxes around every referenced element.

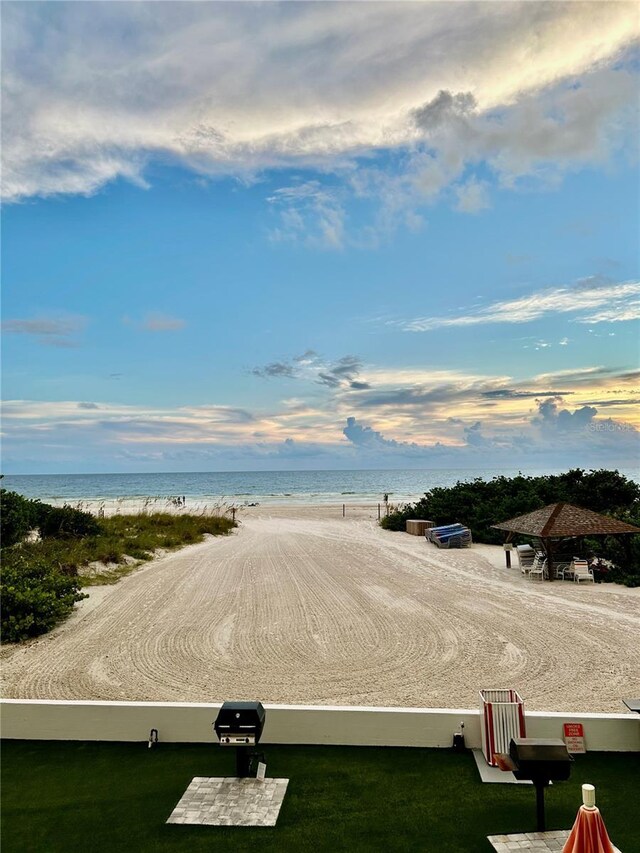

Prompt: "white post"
[582,783,596,809]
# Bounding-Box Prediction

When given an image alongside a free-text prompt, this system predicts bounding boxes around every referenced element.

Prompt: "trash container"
[479,689,526,766]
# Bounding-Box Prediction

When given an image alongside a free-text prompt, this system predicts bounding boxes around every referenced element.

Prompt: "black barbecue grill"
[498,737,573,831]
[213,701,266,777]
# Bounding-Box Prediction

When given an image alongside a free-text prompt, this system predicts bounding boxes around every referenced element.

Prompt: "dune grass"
[12,512,236,586]
[2,741,638,852]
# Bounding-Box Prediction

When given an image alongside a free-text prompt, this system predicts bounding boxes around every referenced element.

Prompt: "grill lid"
[507,738,573,782]
[214,701,266,737]
[509,737,573,765]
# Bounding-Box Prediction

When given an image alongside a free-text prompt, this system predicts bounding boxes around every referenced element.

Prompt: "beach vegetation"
[1,490,236,642]
[0,488,40,547]
[0,551,87,643]
[35,503,101,539]
[381,469,640,584]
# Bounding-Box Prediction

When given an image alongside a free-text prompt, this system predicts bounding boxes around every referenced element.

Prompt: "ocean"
[5,467,637,507]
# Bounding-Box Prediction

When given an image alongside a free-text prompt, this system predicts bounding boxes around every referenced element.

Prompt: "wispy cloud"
[317,356,363,388]
[481,389,575,400]
[251,361,297,379]
[454,177,491,214]
[252,351,367,389]
[268,181,346,249]
[394,278,640,332]
[577,300,640,324]
[1,314,88,347]
[142,313,186,332]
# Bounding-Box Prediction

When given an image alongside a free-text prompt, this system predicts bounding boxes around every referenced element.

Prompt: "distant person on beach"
[383,493,388,504]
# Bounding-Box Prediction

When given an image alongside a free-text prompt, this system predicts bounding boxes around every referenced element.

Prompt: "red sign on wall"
[563,723,586,753]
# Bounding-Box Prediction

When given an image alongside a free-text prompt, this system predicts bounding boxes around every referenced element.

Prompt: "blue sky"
[1,2,639,473]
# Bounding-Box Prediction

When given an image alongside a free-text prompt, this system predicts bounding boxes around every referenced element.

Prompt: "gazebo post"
[545,538,555,581]
[504,532,513,568]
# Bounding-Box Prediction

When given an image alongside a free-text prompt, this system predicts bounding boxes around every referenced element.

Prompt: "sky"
[1,1,639,474]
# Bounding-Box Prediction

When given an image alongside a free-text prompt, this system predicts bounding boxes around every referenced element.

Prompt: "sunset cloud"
[2,358,637,470]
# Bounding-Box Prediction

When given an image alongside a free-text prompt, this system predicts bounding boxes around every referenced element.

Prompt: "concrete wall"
[2,700,638,752]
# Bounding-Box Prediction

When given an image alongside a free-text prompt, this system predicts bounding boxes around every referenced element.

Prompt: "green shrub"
[0,489,41,547]
[1,490,102,546]
[1,551,87,642]
[35,504,102,539]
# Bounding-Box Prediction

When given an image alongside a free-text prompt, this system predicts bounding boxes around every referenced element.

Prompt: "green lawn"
[2,741,638,852]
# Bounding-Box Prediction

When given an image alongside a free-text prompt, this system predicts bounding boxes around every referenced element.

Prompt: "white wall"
[1,699,638,752]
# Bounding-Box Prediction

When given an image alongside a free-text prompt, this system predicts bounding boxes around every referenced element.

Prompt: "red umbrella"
[562,784,615,853]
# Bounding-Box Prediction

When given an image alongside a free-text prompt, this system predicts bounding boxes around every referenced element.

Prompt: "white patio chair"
[572,559,594,584]
[555,561,573,580]
[529,554,547,581]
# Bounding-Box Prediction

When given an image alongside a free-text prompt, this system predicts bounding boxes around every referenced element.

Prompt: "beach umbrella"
[562,784,615,853]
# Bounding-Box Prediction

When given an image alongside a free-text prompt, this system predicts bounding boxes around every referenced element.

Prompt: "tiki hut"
[492,502,640,580]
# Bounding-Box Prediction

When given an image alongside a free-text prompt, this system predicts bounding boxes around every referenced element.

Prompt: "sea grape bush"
[0,489,40,547]
[36,504,101,539]
[1,551,87,642]
[0,489,100,544]
[1,490,93,642]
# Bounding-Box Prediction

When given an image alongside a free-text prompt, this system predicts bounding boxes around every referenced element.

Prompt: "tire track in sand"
[2,514,639,711]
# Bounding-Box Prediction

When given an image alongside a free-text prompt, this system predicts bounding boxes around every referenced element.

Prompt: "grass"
[12,512,236,586]
[2,741,638,852]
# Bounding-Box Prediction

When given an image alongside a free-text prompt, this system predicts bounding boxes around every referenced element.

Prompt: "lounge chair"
[425,523,466,543]
[516,543,535,560]
[528,553,547,581]
[555,560,573,580]
[437,528,472,548]
[516,544,535,574]
[572,559,594,584]
[426,523,472,548]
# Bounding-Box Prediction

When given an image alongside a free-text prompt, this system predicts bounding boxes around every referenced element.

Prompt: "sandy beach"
[2,504,638,713]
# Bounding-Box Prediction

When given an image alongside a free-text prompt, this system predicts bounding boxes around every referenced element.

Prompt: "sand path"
[2,506,638,712]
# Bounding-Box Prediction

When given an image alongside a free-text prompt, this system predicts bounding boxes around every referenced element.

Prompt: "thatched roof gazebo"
[492,502,640,580]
